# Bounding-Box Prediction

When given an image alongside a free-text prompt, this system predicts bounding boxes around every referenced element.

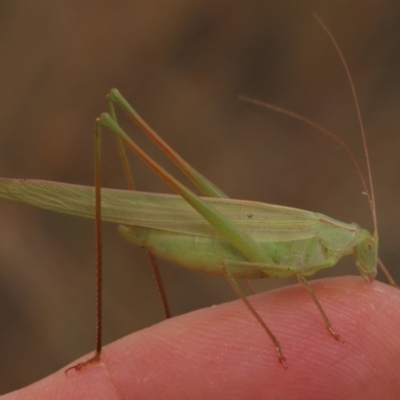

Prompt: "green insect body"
[0,178,377,281]
[120,204,377,281]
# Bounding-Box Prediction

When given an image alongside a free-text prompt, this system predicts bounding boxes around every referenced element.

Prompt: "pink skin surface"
[2,276,400,400]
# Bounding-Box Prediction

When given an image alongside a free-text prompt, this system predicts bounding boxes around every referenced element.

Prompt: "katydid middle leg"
[222,265,286,367]
[297,273,344,341]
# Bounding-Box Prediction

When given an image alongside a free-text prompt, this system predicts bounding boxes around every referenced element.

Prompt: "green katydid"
[0,15,397,370]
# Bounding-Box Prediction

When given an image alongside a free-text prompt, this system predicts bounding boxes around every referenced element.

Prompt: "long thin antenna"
[313,13,378,235]
[238,96,371,202]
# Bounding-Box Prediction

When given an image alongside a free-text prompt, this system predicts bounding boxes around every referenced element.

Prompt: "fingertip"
[4,277,400,399]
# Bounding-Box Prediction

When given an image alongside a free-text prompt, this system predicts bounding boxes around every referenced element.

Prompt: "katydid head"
[355,229,378,282]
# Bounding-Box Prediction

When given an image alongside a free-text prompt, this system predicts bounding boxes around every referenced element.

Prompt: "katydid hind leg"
[98,110,283,367]
[98,112,274,272]
[95,111,285,363]
[107,89,228,199]
[106,91,258,292]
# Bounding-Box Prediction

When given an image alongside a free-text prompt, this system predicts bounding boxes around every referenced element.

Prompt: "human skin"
[2,276,400,400]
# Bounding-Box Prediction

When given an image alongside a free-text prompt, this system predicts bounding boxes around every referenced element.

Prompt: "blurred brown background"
[0,0,399,394]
